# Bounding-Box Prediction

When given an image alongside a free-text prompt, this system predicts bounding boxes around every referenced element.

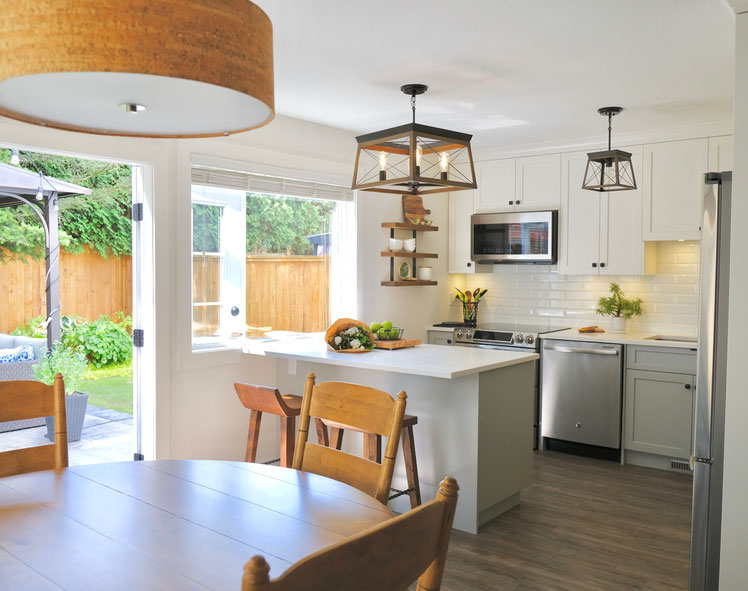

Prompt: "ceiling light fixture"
[582,107,636,192]
[0,0,274,138]
[352,84,476,195]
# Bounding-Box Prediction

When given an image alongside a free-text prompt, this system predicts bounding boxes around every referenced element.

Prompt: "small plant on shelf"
[595,282,642,319]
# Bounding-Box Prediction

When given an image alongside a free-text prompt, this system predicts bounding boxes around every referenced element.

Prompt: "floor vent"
[670,459,692,473]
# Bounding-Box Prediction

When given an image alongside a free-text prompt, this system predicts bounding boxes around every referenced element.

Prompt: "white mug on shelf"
[404,238,416,252]
[389,238,404,252]
[418,266,432,281]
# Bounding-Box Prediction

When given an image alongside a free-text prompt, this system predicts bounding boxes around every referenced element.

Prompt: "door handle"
[544,345,619,356]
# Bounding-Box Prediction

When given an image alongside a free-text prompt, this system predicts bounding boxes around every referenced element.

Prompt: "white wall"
[0,113,356,462]
[720,9,748,589]
[458,241,700,335]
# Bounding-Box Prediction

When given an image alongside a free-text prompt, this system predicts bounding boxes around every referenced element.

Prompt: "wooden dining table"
[0,459,395,590]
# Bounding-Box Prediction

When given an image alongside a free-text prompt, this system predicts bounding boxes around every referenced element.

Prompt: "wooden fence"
[192,254,330,336]
[0,248,132,334]
[0,250,329,335]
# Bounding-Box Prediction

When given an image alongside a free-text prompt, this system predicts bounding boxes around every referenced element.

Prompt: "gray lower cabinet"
[427,330,453,346]
[624,370,695,458]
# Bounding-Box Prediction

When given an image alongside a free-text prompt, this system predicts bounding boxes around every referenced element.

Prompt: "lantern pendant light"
[0,0,274,138]
[351,84,477,195]
[582,107,636,192]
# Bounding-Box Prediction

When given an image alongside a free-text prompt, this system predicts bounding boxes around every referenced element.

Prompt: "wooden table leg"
[280,416,296,468]
[246,410,262,463]
[402,424,421,507]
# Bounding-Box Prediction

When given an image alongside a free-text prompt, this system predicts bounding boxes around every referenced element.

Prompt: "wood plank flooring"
[432,451,693,591]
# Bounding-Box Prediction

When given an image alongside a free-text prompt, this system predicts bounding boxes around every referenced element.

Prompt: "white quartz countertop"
[243,332,538,379]
[540,329,698,349]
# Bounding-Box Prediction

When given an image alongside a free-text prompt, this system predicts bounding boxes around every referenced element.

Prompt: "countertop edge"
[540,330,698,349]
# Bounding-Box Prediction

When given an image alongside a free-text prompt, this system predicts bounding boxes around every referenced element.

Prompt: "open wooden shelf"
[380,251,438,258]
[381,222,439,232]
[381,280,438,287]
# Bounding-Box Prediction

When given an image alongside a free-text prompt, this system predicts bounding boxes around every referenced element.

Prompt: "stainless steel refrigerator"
[690,171,731,590]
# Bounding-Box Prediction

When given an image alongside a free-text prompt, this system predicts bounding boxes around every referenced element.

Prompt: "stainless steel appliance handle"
[543,345,619,356]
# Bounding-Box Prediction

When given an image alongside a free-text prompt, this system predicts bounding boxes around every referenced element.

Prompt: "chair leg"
[246,410,262,463]
[330,428,344,450]
[314,418,329,447]
[402,424,422,508]
[364,432,382,463]
[280,416,296,468]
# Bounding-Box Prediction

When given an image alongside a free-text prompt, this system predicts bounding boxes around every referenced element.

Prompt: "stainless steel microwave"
[471,210,558,264]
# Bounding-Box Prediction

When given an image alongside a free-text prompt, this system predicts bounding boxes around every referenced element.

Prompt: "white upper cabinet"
[474,159,515,212]
[708,135,733,172]
[515,154,561,211]
[448,190,477,274]
[642,139,709,241]
[559,147,656,276]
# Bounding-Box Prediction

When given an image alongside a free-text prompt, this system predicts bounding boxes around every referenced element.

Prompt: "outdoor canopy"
[0,161,92,351]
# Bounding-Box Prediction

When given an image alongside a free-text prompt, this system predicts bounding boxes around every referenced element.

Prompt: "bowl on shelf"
[389,238,404,252]
[404,238,416,252]
[375,327,404,341]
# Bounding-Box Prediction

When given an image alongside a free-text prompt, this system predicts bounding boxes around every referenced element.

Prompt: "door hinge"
[132,202,144,222]
[133,328,145,348]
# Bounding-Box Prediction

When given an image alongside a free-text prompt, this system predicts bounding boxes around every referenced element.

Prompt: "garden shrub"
[63,314,132,368]
[34,341,87,394]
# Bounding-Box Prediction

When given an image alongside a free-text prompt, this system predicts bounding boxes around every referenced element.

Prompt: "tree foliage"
[0,149,132,261]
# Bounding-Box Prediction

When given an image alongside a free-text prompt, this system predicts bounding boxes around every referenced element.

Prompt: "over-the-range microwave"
[471,210,558,264]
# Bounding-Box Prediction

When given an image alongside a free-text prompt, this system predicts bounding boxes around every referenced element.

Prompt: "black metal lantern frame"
[582,107,637,192]
[351,85,477,195]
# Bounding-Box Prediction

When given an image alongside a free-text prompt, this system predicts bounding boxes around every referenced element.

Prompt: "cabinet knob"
[447,339,452,344]
[509,200,514,205]
[600,263,606,268]
[467,262,472,267]
[592,263,597,268]
[685,384,692,389]
[575,421,582,429]
[516,200,521,205]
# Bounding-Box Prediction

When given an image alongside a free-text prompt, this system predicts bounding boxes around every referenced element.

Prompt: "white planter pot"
[610,317,627,333]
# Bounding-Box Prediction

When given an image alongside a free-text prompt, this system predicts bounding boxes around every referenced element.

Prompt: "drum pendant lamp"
[0,0,274,138]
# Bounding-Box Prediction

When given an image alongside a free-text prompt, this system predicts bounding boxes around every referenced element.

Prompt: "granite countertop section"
[540,329,698,350]
[243,332,538,379]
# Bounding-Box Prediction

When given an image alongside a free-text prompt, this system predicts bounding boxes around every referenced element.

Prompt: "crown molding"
[724,0,748,14]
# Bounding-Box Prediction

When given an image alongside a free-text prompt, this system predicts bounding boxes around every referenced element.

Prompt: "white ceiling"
[258,0,735,151]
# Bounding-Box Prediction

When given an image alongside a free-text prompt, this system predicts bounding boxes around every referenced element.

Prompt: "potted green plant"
[34,342,89,442]
[595,282,642,333]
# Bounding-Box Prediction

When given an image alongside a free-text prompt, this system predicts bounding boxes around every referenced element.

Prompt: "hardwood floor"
[435,451,693,591]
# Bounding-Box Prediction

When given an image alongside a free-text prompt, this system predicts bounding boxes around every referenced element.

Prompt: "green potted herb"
[595,282,642,333]
[34,342,89,442]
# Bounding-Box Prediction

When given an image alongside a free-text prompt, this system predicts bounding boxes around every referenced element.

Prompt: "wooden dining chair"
[292,372,407,504]
[0,374,68,478]
[234,383,302,468]
[241,476,459,591]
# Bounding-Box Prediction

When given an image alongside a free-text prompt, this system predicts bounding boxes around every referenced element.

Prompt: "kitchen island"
[244,334,537,533]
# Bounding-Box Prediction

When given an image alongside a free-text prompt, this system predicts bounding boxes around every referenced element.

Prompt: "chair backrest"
[292,372,406,504]
[0,374,68,478]
[241,476,459,591]
[234,382,299,416]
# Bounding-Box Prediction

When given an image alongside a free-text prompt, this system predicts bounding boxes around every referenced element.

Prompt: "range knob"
[465,330,473,339]
[513,334,525,344]
[456,330,464,339]
[524,335,534,345]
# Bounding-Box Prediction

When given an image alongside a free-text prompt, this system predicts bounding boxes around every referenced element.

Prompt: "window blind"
[191,166,353,202]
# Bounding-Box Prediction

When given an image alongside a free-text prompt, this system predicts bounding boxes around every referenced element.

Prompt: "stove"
[452,322,568,351]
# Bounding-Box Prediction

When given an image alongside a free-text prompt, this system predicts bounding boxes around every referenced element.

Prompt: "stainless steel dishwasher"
[541,339,623,450]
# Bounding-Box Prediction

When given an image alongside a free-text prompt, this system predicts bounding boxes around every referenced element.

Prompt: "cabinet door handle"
[685,384,692,389]
[509,200,514,205]
[600,262,606,268]
[592,263,597,268]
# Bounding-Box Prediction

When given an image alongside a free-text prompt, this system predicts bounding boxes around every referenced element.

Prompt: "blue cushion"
[0,344,35,364]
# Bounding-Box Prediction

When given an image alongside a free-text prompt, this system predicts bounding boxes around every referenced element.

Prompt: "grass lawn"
[82,362,133,415]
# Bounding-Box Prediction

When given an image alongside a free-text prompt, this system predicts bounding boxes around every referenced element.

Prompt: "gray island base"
[246,337,537,534]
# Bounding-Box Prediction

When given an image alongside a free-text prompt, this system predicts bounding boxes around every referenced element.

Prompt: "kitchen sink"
[644,334,698,343]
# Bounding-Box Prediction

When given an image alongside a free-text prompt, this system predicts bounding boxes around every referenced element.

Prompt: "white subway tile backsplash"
[462,241,700,334]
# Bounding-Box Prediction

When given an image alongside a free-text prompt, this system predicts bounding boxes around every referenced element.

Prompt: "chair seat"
[322,413,417,433]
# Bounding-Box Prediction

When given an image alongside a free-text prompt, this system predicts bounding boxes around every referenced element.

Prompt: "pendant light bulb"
[416,145,423,166]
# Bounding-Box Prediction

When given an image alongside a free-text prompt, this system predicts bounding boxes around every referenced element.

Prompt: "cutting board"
[375,338,422,350]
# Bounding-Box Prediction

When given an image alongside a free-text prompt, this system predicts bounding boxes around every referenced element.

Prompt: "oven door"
[471,210,557,264]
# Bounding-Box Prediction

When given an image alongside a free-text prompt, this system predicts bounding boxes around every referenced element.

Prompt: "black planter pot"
[45,391,89,443]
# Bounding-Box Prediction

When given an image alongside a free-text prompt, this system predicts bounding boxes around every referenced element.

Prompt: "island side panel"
[477,362,535,527]
[274,361,482,533]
